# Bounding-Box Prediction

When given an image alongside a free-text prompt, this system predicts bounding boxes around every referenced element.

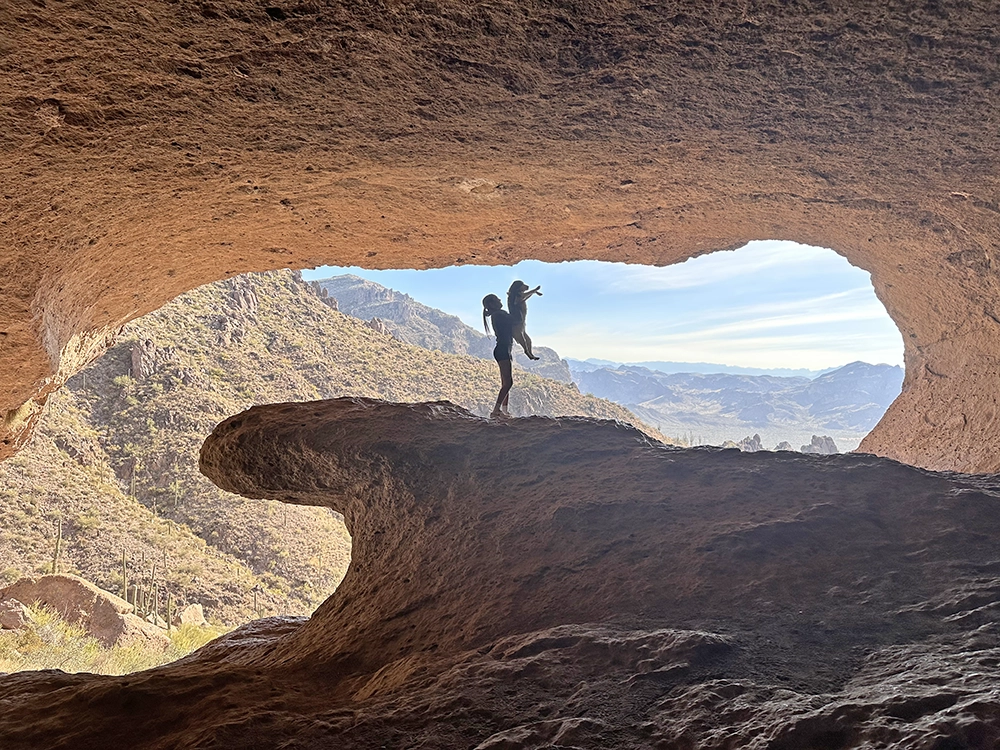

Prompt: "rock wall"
[1,1,999,470]
[2,399,1000,747]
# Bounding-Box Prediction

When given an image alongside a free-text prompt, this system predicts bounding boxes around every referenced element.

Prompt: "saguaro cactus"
[50,519,62,575]
[121,548,129,601]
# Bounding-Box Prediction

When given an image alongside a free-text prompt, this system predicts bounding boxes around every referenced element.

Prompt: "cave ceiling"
[1,0,999,470]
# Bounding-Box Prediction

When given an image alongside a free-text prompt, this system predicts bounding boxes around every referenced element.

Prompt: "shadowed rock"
[1,399,1000,747]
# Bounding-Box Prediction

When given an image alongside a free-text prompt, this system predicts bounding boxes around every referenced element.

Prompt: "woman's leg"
[491,360,513,417]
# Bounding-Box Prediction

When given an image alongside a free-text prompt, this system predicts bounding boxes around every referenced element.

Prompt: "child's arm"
[519,286,543,301]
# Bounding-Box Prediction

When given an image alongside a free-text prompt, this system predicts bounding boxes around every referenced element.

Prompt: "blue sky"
[302,240,904,371]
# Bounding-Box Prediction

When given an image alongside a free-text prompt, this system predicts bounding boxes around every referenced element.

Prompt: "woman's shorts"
[493,344,513,362]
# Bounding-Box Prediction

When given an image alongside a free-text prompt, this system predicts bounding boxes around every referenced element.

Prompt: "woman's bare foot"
[490,409,512,420]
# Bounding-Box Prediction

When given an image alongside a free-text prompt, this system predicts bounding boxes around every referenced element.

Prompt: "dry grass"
[0,604,227,676]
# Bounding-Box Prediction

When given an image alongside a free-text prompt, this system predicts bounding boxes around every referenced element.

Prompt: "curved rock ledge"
[2,399,1000,747]
[1,1,1000,470]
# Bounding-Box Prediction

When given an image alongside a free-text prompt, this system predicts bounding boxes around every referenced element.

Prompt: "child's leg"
[512,324,530,356]
[521,331,538,360]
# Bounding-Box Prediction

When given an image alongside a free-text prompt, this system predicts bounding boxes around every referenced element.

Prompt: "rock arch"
[2,0,999,471]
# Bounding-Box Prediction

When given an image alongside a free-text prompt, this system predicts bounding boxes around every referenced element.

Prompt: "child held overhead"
[506,280,543,360]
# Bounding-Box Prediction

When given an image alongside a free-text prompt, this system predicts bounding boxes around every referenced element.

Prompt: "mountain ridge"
[315,274,574,383]
[572,360,904,451]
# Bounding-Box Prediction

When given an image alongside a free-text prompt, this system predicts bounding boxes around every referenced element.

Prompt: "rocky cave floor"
[2,399,1000,749]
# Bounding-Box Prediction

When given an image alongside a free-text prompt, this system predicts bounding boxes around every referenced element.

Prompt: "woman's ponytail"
[482,293,501,336]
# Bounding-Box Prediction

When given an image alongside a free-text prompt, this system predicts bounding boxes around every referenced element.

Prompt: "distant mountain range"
[569,361,904,451]
[567,358,833,379]
[315,275,573,383]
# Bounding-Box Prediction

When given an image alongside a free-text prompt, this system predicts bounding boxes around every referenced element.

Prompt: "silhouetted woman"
[483,294,514,419]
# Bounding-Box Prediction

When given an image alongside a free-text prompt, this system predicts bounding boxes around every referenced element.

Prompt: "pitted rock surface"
[1,1,1000,470]
[2,400,1000,747]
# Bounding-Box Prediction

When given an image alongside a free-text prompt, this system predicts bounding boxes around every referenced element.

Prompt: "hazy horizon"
[302,241,904,371]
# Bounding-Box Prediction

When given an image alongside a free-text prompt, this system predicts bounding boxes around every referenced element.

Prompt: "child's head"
[507,280,527,310]
[508,280,528,295]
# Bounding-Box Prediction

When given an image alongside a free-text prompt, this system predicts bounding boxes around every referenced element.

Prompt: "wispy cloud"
[639,288,882,334]
[602,241,856,292]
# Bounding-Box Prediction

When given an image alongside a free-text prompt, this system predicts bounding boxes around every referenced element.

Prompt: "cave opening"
[0,239,903,675]
[304,239,905,452]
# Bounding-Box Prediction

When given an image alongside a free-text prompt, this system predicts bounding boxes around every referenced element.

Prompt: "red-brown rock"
[0,575,169,650]
[1,1,1000,471]
[1,399,999,747]
[0,599,31,631]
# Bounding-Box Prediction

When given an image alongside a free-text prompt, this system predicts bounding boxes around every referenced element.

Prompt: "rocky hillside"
[0,271,657,626]
[572,361,904,451]
[316,274,574,383]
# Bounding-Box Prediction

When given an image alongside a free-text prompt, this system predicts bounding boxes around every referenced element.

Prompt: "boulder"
[364,317,391,336]
[6,400,1000,745]
[176,603,207,628]
[0,599,31,630]
[0,575,168,650]
[774,441,794,452]
[736,434,764,452]
[800,435,839,454]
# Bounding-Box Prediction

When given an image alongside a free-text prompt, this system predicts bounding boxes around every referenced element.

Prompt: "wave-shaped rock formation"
[2,0,1000,471]
[3,399,1000,747]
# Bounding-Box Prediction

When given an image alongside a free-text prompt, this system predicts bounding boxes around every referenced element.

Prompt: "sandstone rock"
[130,339,157,380]
[309,281,340,311]
[0,574,168,649]
[228,278,259,320]
[214,315,245,347]
[364,317,391,336]
[3,401,1000,744]
[176,603,206,628]
[129,338,176,380]
[0,599,31,630]
[800,435,839,454]
[120,614,170,650]
[4,2,1000,472]
[774,441,794,451]
[53,434,100,467]
[145,613,168,629]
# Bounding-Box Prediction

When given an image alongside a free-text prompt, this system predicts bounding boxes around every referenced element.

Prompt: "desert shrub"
[0,604,229,676]
[75,511,101,532]
[0,567,21,584]
[111,375,133,390]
